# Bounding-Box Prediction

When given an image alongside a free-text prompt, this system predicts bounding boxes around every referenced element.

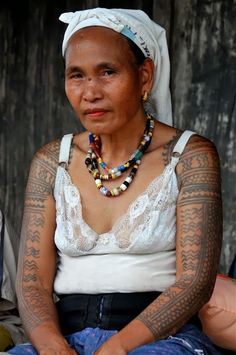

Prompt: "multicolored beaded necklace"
[85,113,155,197]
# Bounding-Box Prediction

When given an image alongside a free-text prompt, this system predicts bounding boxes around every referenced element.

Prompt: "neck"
[99,112,147,166]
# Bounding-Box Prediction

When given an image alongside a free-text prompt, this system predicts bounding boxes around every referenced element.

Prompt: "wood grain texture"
[0,0,235,272]
[171,0,236,271]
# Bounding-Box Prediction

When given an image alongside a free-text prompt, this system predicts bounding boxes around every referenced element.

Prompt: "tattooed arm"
[137,136,222,334]
[16,142,76,354]
[95,136,222,354]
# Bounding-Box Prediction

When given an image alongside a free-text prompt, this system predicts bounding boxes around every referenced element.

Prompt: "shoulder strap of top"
[59,133,73,167]
[170,130,196,167]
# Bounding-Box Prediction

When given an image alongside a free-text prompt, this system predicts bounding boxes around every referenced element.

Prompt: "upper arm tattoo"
[17,141,60,333]
[137,137,222,339]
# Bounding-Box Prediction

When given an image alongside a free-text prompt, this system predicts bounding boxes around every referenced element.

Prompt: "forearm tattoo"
[17,141,60,334]
[137,137,222,339]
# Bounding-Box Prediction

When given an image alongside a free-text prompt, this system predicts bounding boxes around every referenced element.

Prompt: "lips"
[83,108,107,119]
[83,108,108,119]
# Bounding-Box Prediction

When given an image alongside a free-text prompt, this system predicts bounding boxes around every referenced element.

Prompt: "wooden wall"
[0,0,235,272]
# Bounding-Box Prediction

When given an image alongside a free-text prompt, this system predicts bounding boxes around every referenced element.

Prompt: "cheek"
[113,77,141,104]
[65,82,80,107]
[65,81,72,100]
[118,84,141,110]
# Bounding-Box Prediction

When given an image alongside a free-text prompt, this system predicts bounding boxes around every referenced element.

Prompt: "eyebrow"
[65,66,81,76]
[96,61,118,69]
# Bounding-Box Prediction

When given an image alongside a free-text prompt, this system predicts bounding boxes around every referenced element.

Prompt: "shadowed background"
[0,0,236,272]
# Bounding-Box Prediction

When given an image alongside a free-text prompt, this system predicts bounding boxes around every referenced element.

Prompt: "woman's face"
[65,26,152,135]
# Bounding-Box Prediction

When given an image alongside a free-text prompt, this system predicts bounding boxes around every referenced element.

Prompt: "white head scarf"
[59,8,172,125]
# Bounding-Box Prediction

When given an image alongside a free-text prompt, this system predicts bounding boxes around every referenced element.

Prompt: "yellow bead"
[112,188,119,196]
[95,179,102,188]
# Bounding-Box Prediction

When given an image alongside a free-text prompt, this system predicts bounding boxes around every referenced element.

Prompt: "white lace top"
[53,131,195,294]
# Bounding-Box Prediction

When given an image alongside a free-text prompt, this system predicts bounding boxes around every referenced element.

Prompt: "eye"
[71,72,83,79]
[66,71,83,80]
[102,69,115,77]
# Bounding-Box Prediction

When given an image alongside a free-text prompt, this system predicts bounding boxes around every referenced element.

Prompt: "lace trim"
[54,164,179,256]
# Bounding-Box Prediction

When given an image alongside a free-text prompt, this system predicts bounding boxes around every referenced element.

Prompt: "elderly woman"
[9,8,222,355]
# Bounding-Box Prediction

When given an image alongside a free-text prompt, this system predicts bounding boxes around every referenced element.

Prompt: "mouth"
[84,109,108,118]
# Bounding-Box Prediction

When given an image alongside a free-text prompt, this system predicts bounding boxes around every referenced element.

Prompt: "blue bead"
[89,133,94,144]
[100,162,106,168]
[118,165,125,172]
[100,186,108,195]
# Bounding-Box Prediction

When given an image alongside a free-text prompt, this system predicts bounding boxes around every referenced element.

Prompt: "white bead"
[109,168,117,174]
[120,184,127,191]
[126,176,132,183]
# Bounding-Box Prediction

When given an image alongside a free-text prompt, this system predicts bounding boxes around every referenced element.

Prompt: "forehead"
[65,26,133,64]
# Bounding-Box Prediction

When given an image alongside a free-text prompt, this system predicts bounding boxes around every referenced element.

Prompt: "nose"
[82,77,102,102]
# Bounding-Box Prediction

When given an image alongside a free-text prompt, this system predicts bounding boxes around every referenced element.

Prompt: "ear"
[139,58,154,95]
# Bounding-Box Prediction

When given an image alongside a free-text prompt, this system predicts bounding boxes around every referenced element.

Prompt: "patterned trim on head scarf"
[59,8,172,125]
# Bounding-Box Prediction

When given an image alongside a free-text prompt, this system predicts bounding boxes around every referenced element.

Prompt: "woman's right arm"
[16,142,75,354]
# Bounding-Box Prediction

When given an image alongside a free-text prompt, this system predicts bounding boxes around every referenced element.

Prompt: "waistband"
[56,292,201,335]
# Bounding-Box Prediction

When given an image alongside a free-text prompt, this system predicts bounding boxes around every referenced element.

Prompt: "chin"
[82,121,116,135]
[89,127,115,136]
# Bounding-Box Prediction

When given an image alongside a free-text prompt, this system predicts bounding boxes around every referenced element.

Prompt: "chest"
[67,150,167,235]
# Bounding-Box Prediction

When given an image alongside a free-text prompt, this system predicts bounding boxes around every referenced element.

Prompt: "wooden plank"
[171,0,236,271]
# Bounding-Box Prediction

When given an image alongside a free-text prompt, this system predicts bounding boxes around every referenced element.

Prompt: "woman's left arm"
[95,137,222,355]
